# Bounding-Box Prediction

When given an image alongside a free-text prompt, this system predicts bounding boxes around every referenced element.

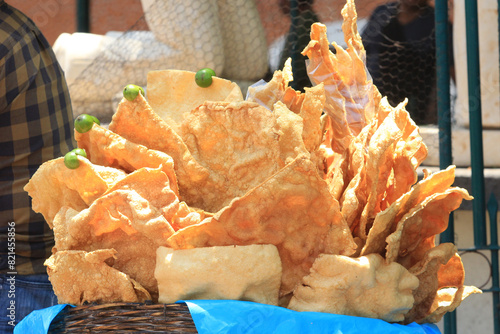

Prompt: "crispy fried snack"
[288,253,419,322]
[49,167,200,301]
[110,94,211,210]
[361,166,460,257]
[357,113,403,239]
[246,58,294,111]
[45,249,151,305]
[404,243,481,324]
[111,93,311,212]
[155,245,282,305]
[246,59,327,155]
[381,101,428,207]
[24,157,126,227]
[302,6,381,152]
[385,187,473,267]
[75,123,179,196]
[293,84,327,154]
[300,0,477,323]
[178,100,308,211]
[421,286,482,324]
[147,69,243,133]
[167,156,357,296]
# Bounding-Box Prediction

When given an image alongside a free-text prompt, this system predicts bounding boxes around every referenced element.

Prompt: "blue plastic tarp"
[13,304,73,334]
[14,300,441,334]
[183,300,441,334]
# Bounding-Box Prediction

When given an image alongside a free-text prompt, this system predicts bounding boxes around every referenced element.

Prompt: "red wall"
[7,0,387,46]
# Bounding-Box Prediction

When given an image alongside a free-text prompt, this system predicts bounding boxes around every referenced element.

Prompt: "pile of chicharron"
[25,0,480,326]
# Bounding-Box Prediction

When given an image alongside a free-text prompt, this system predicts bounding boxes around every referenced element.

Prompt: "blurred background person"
[0,1,75,332]
[361,0,453,125]
[278,0,319,92]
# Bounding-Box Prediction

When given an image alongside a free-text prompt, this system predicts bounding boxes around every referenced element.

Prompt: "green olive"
[123,84,145,101]
[74,114,99,133]
[90,115,100,125]
[71,148,87,158]
[74,114,96,133]
[195,68,216,88]
[64,151,80,169]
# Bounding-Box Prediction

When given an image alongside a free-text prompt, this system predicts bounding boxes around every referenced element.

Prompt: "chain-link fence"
[62,0,444,126]
[59,0,445,126]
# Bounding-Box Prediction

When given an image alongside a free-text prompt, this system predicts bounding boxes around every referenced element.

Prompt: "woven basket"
[48,302,198,333]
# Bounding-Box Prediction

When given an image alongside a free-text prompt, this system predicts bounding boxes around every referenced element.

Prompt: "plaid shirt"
[0,1,75,275]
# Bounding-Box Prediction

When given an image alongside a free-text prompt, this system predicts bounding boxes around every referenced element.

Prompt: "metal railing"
[76,0,89,33]
[435,0,499,333]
